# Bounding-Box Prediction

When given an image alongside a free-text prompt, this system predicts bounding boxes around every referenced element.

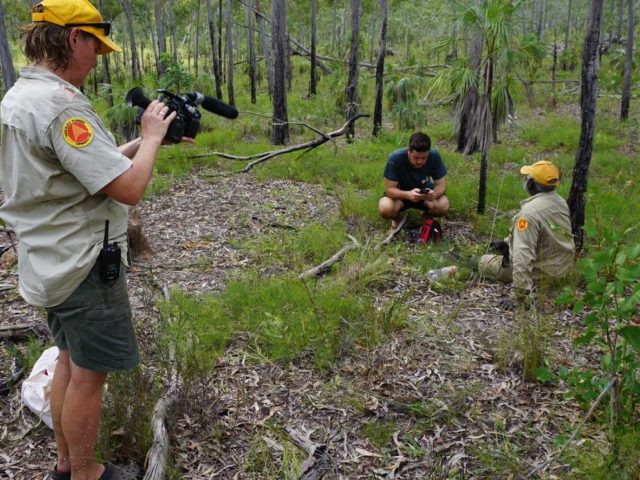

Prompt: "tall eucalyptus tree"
[345,0,361,140]
[120,0,141,80]
[620,0,633,120]
[567,0,605,251]
[246,2,257,103]
[205,0,223,99]
[270,0,289,145]
[153,0,167,76]
[372,0,388,137]
[225,0,235,106]
[0,0,16,93]
[309,0,317,96]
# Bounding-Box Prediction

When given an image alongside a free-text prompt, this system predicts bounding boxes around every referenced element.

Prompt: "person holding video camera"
[0,1,190,478]
[378,132,449,236]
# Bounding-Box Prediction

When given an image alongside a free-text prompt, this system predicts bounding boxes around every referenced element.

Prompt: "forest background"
[0,0,639,478]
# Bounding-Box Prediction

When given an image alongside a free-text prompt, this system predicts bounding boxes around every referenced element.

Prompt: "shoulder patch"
[62,117,93,148]
[517,217,529,231]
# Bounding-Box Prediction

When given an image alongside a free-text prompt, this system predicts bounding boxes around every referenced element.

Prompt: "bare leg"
[51,350,71,475]
[424,195,450,218]
[63,358,106,480]
[378,197,404,228]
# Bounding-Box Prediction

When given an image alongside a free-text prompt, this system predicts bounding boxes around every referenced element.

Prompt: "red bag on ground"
[417,218,442,244]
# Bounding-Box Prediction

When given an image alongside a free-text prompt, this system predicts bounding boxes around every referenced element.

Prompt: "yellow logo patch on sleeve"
[517,217,529,231]
[62,117,93,148]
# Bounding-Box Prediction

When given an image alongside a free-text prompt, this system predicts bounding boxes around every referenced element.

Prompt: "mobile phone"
[420,188,432,194]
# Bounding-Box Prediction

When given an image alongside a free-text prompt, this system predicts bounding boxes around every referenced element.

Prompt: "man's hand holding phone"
[419,187,436,201]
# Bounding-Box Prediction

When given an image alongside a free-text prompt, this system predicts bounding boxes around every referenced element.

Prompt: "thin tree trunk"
[458,16,483,154]
[568,0,604,251]
[255,0,273,97]
[205,0,223,99]
[309,0,317,96]
[121,0,141,80]
[345,0,361,140]
[372,0,387,136]
[0,0,16,93]
[562,0,573,69]
[218,0,224,81]
[270,0,289,145]
[616,0,623,40]
[246,2,257,103]
[368,13,377,64]
[154,0,167,76]
[331,1,337,53]
[608,0,615,44]
[620,0,633,120]
[551,32,558,108]
[225,0,235,106]
[168,0,178,62]
[194,0,201,78]
[145,0,158,68]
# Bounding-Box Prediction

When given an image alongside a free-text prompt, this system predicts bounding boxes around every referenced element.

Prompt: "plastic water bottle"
[427,265,457,282]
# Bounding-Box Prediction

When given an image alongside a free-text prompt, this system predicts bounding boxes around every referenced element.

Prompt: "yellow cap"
[31,0,121,54]
[520,160,560,187]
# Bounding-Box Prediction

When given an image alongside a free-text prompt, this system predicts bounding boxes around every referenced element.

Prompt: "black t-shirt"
[383,148,447,191]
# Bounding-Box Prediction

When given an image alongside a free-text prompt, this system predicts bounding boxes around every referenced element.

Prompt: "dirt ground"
[1,172,590,479]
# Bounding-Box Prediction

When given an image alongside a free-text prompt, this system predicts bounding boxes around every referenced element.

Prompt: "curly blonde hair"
[20,23,92,71]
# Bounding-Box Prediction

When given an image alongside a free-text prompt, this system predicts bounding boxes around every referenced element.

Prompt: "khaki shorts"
[478,254,513,283]
[46,261,139,373]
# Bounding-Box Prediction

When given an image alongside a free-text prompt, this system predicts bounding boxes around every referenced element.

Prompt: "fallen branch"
[0,323,51,341]
[201,114,369,176]
[285,426,330,480]
[144,286,182,480]
[380,213,408,246]
[299,235,360,279]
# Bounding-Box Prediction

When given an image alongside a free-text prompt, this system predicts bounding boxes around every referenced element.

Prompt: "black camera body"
[126,87,238,144]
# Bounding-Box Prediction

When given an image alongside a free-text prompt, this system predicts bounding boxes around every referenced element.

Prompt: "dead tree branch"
[285,426,330,480]
[299,235,360,279]
[380,213,408,246]
[200,114,369,176]
[144,286,182,480]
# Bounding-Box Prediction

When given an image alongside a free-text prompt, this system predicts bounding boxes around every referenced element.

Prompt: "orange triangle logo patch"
[517,217,528,231]
[62,117,93,148]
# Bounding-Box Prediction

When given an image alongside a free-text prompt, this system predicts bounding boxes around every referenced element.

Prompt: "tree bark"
[270,0,289,145]
[616,0,623,40]
[194,0,201,77]
[246,2,257,103]
[0,0,16,93]
[121,0,141,80]
[309,0,317,96]
[205,0,223,99]
[225,0,235,106]
[620,0,633,120]
[153,0,167,76]
[255,0,273,97]
[458,12,483,154]
[568,0,604,251]
[372,0,387,136]
[562,0,573,69]
[345,0,361,140]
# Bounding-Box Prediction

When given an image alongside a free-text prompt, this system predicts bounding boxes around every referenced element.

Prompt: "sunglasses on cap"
[65,21,111,36]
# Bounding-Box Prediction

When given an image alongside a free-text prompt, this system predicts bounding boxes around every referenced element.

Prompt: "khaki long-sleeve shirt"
[507,191,575,291]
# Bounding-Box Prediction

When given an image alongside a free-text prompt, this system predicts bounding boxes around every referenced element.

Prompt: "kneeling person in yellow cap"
[478,161,575,301]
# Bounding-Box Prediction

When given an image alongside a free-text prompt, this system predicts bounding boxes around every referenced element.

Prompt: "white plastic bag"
[21,346,59,429]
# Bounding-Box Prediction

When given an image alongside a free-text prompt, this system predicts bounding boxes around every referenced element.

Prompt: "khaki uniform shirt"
[0,67,131,307]
[507,191,575,291]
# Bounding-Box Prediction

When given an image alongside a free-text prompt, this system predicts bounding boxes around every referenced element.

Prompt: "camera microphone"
[125,86,151,110]
[186,92,239,119]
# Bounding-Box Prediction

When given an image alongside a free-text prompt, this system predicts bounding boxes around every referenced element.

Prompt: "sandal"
[50,466,71,480]
[99,462,142,480]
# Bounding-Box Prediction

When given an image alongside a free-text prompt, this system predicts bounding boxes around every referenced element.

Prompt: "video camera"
[125,87,239,143]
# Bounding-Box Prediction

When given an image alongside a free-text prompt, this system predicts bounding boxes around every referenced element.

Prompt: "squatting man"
[378,132,450,233]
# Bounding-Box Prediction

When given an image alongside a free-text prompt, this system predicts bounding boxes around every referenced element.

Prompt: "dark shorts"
[46,262,139,373]
[399,200,427,212]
